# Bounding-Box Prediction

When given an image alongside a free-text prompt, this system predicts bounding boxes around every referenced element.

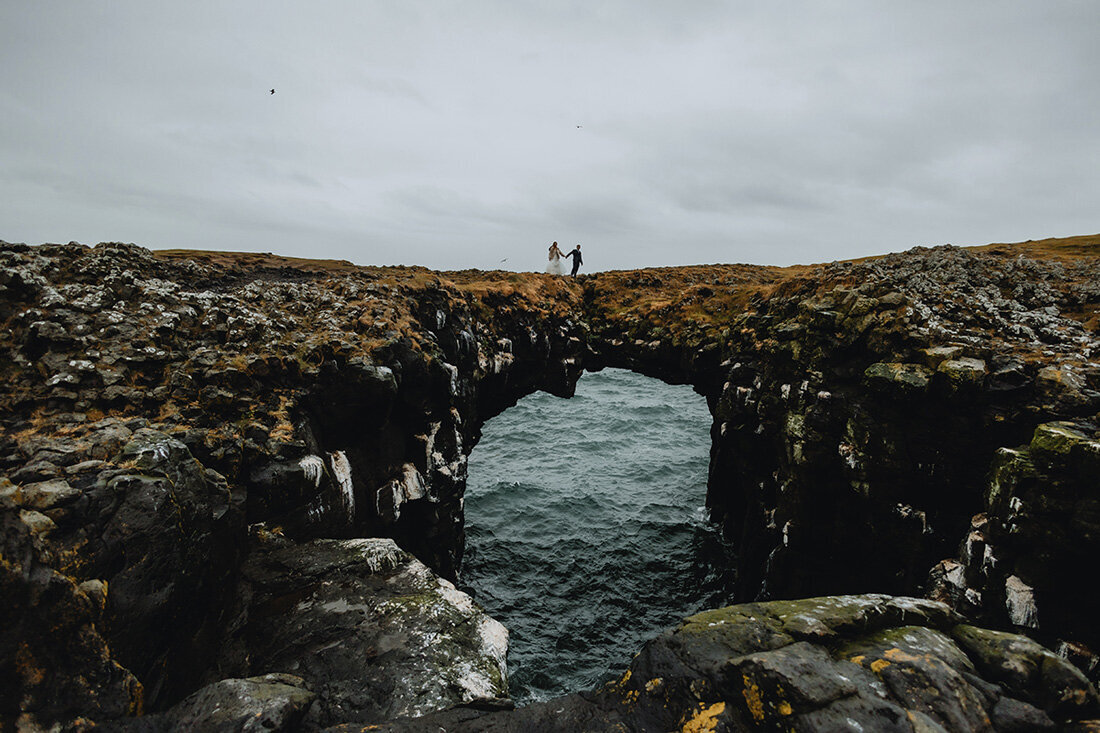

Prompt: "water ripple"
[460,368,737,705]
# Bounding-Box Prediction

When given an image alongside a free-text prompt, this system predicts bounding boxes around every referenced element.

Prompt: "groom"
[565,244,583,277]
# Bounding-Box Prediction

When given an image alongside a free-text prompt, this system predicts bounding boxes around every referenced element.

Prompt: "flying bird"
[500,258,508,263]
[270,89,276,95]
[576,125,582,128]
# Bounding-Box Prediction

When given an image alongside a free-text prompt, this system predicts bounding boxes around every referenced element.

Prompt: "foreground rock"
[105,535,508,732]
[215,533,508,728]
[1,424,242,725]
[344,595,1097,732]
[111,674,315,732]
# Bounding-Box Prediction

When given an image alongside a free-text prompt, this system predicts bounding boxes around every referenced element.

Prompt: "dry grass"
[969,233,1100,262]
[155,249,363,273]
[154,235,1099,333]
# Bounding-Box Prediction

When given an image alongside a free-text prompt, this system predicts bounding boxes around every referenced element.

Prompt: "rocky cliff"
[2,235,1098,731]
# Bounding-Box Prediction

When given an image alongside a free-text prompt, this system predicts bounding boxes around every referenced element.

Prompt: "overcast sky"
[2,3,1097,272]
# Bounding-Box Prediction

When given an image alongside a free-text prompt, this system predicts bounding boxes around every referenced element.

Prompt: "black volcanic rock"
[2,236,1099,729]
[332,595,1096,732]
[216,532,508,728]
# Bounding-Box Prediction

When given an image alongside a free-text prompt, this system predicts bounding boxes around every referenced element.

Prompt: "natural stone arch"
[3,238,1100,729]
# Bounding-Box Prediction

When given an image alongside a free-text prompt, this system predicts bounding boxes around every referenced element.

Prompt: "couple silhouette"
[546,242,582,276]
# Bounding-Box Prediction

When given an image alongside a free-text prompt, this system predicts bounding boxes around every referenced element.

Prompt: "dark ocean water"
[460,368,737,705]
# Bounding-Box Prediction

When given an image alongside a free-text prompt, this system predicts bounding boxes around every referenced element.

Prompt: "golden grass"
[154,235,1098,333]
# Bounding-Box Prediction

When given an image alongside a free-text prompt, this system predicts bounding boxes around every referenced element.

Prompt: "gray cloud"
[1,1,1097,272]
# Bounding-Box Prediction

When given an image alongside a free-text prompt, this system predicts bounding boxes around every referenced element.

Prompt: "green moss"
[1030,421,1090,459]
[864,362,932,393]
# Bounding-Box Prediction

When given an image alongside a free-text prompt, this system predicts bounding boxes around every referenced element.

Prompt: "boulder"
[864,362,933,394]
[112,674,315,732]
[937,357,988,391]
[218,532,508,728]
[347,595,1093,732]
[952,625,1097,719]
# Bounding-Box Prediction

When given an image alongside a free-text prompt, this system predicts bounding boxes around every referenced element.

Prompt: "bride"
[546,241,564,275]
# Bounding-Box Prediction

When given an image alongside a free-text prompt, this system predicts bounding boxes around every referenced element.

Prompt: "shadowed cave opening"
[459,368,738,705]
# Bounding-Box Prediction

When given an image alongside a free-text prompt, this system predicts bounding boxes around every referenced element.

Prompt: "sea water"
[461,368,737,705]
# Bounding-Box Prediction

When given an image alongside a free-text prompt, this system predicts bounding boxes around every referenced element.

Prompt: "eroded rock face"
[343,595,1097,732]
[1,422,244,724]
[112,673,315,733]
[0,489,143,730]
[2,237,1099,729]
[929,420,1100,658]
[216,533,508,728]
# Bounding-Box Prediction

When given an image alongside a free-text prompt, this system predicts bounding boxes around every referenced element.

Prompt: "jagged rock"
[938,356,988,390]
[12,477,81,509]
[1,488,143,731]
[345,595,1094,732]
[217,533,508,728]
[112,673,315,732]
[952,624,1097,718]
[930,420,1100,660]
[2,237,1099,729]
[79,430,247,709]
[864,362,934,394]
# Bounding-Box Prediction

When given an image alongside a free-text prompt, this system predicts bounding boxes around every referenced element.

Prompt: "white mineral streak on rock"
[433,578,509,699]
[982,544,998,573]
[401,463,427,502]
[345,537,404,574]
[437,579,475,614]
[376,463,428,522]
[299,455,325,487]
[328,451,355,520]
[441,362,459,395]
[491,352,514,374]
[476,616,509,688]
[1005,575,1040,629]
[376,481,401,522]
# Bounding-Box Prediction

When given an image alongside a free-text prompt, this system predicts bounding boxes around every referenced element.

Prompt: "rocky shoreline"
[2,236,1098,731]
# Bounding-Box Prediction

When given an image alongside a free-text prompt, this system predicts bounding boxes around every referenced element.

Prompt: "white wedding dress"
[546,250,563,275]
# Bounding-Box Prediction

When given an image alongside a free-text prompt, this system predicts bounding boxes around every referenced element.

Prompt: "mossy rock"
[937,357,987,390]
[921,345,964,368]
[1029,422,1100,475]
[764,594,960,641]
[839,625,976,677]
[1031,422,1091,459]
[985,446,1038,510]
[839,626,992,731]
[864,362,933,394]
[951,624,1098,718]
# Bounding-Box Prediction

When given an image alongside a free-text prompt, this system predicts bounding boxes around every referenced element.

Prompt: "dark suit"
[565,249,583,276]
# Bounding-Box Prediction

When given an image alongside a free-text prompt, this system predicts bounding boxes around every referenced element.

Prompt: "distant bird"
[500,258,508,263]
[576,125,582,128]
[270,88,276,95]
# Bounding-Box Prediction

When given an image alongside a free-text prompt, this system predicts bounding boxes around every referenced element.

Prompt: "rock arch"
[2,238,1099,727]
